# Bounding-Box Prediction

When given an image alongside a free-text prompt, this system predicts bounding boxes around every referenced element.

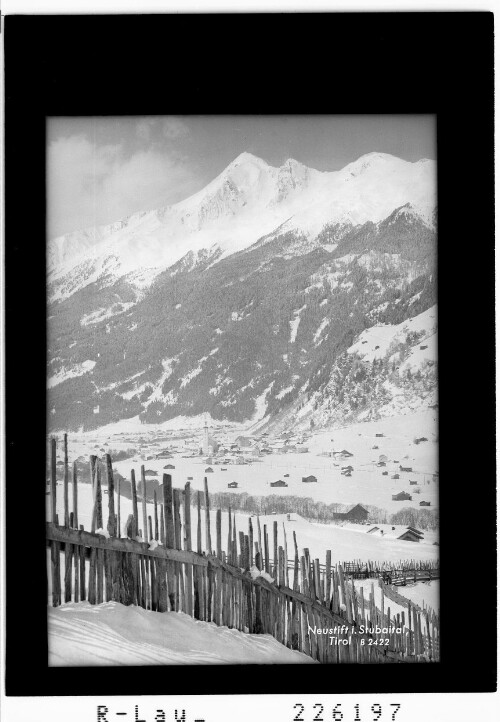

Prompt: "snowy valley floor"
[48,602,317,666]
[62,409,439,515]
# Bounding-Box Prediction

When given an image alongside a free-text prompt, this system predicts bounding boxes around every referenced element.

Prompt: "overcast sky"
[47,115,436,239]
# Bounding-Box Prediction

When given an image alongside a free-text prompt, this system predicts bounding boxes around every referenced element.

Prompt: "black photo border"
[4,11,496,697]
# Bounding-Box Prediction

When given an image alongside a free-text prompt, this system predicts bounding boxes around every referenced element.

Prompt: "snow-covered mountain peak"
[48,149,436,302]
[228,151,269,168]
[342,152,408,177]
[355,151,398,162]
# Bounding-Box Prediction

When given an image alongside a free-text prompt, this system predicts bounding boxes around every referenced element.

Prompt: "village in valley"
[52,406,438,528]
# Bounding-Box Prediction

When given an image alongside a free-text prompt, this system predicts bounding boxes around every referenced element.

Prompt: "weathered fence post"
[273,521,278,581]
[254,551,263,634]
[154,490,159,541]
[248,518,254,568]
[194,491,202,619]
[79,524,86,601]
[117,478,121,537]
[163,474,176,611]
[63,433,69,527]
[184,482,193,616]
[50,437,57,523]
[263,524,269,574]
[49,437,61,607]
[140,466,148,542]
[160,504,165,545]
[95,465,103,530]
[106,454,116,538]
[232,513,237,567]
[227,506,232,565]
[204,477,211,554]
[216,508,222,559]
[131,469,139,534]
[72,467,80,601]
[173,488,185,613]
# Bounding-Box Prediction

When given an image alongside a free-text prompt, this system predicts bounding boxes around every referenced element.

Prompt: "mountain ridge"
[48,151,436,299]
[47,150,437,433]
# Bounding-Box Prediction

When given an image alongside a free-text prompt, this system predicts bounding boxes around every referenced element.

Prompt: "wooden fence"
[46,435,440,663]
[378,578,440,660]
[304,559,439,580]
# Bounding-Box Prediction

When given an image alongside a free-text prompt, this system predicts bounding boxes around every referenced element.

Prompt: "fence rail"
[46,435,440,663]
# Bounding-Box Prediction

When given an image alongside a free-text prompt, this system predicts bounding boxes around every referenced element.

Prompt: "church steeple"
[203,414,209,456]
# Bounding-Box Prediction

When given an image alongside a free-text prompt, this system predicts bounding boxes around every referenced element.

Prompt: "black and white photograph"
[3,10,496,719]
[45,114,440,665]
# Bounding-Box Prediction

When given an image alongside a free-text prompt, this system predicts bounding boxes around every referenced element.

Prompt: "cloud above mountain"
[47,133,200,238]
[136,117,190,142]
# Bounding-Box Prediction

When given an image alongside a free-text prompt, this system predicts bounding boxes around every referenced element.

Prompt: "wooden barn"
[419,500,431,506]
[302,475,317,483]
[392,491,412,501]
[270,480,288,487]
[205,467,214,473]
[400,465,413,472]
[332,504,369,523]
[397,526,424,542]
[409,480,418,485]
[344,504,369,522]
[391,474,400,480]
[227,481,238,489]
[397,528,423,542]
[407,526,424,536]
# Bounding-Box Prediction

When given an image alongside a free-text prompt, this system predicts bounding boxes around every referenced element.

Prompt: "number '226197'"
[293,703,402,721]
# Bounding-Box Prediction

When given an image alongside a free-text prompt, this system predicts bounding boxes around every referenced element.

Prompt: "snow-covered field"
[347,306,437,367]
[48,602,316,666]
[59,409,438,514]
[47,482,438,567]
[266,515,437,565]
